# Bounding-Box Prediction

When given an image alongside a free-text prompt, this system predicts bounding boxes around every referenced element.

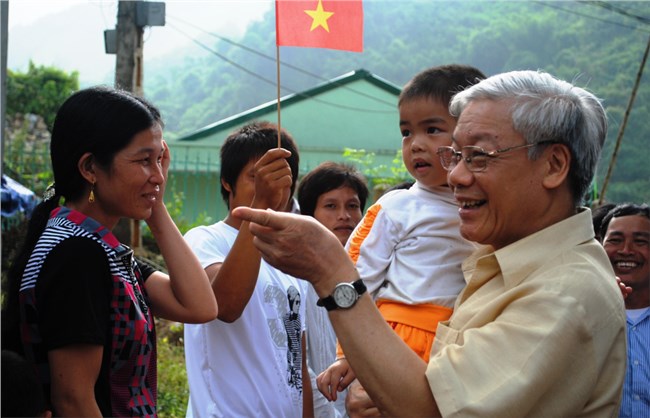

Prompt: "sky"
[5,0,274,85]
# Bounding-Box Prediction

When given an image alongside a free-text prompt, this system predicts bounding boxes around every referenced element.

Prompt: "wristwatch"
[317,279,367,311]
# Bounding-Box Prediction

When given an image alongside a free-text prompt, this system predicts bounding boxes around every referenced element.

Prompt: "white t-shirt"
[184,221,306,418]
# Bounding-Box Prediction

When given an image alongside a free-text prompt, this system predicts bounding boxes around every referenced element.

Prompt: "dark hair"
[592,203,617,241]
[1,350,48,417]
[2,86,162,352]
[298,162,369,217]
[220,121,300,208]
[599,203,650,241]
[398,64,486,108]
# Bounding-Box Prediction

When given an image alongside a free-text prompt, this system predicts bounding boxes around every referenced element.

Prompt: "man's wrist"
[317,278,367,311]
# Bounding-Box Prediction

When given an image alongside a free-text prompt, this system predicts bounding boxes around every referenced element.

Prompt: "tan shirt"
[426,209,627,417]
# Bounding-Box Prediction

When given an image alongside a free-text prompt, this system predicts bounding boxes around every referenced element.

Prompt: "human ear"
[221,178,233,194]
[542,143,571,190]
[77,152,97,184]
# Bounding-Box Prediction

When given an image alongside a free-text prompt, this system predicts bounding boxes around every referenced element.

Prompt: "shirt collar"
[50,206,130,257]
[462,208,595,289]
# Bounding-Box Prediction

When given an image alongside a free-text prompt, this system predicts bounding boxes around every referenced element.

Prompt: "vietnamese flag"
[276,0,363,52]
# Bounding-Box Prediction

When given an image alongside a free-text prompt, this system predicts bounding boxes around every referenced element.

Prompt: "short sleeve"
[36,237,112,350]
[134,258,157,282]
[184,225,230,268]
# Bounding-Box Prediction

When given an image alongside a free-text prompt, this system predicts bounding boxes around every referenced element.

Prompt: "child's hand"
[616,276,632,299]
[316,358,356,402]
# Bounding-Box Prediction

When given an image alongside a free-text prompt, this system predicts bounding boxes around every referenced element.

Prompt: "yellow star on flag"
[304,0,334,32]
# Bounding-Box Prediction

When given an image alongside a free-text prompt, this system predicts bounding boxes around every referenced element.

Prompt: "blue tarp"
[1,175,38,218]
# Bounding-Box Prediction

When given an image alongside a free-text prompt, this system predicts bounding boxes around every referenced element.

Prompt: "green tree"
[7,61,79,128]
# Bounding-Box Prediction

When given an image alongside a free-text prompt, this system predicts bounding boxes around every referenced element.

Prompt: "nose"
[618,238,635,255]
[150,162,165,185]
[447,156,473,189]
[410,133,426,152]
[338,208,352,220]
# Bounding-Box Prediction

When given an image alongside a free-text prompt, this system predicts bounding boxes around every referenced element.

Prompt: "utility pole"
[598,34,650,206]
[112,0,145,250]
[1,0,9,173]
[115,1,144,95]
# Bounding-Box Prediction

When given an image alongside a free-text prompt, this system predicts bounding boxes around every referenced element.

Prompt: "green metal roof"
[170,69,403,171]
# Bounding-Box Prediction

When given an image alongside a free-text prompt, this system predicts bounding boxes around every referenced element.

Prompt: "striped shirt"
[20,206,157,417]
[619,308,650,418]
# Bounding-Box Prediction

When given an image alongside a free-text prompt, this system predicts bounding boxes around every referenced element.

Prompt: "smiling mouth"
[614,261,640,270]
[414,161,431,169]
[460,200,486,209]
[143,192,159,201]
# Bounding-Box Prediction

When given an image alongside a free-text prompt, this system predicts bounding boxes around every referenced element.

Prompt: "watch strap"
[317,279,367,311]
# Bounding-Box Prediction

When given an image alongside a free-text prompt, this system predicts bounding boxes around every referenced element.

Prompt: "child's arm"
[316,358,357,402]
[346,202,402,297]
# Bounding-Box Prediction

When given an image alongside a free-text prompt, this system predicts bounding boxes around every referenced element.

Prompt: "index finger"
[257,147,292,166]
[233,206,284,229]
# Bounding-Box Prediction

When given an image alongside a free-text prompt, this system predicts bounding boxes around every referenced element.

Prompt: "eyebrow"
[606,231,650,238]
[131,146,163,156]
[399,117,447,126]
[451,131,498,147]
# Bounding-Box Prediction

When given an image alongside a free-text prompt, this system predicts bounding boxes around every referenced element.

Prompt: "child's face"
[399,97,456,189]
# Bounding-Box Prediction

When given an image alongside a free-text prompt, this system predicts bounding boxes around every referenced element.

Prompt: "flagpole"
[276,44,282,148]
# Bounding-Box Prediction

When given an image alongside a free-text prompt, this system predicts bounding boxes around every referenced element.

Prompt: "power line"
[599,33,650,204]
[533,1,650,33]
[580,1,650,25]
[167,14,397,109]
[166,21,396,114]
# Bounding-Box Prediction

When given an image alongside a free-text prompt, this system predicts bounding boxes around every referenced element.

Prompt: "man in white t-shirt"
[183,122,313,418]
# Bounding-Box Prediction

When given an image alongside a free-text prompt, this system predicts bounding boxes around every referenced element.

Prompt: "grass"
[156,320,189,418]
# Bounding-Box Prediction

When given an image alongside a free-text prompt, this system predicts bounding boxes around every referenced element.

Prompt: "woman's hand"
[146,139,171,229]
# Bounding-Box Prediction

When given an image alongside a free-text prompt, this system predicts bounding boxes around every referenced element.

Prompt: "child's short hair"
[398,64,486,108]
[220,121,300,208]
[298,161,369,217]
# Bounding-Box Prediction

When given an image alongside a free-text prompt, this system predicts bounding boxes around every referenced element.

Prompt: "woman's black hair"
[298,161,369,217]
[2,86,162,352]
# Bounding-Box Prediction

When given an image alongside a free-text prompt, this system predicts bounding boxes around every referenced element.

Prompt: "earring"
[89,182,95,203]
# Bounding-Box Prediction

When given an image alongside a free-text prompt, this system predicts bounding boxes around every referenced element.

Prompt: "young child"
[317,64,486,402]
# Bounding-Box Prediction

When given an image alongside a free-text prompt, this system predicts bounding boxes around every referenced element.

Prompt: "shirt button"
[634,395,640,400]
[633,360,639,366]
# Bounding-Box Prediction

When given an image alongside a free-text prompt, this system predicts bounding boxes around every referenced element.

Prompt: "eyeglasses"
[436,141,558,172]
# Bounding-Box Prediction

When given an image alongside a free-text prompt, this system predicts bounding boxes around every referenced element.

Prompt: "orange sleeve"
[347,203,382,265]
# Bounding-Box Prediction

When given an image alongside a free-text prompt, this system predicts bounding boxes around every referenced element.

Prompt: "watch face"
[333,283,358,309]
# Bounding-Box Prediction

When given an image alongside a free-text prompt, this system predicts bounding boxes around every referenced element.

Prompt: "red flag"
[276,0,363,52]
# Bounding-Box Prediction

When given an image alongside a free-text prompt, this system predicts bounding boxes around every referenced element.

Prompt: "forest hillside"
[142,1,649,203]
